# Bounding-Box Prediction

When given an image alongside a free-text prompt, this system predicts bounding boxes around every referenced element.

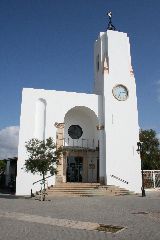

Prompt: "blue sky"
[0,0,160,157]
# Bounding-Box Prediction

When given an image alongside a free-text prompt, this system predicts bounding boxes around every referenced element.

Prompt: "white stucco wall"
[17,89,100,195]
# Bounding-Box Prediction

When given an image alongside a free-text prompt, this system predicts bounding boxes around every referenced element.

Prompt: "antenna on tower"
[107,12,116,31]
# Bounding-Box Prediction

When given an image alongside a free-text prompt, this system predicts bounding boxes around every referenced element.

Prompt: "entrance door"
[67,157,83,182]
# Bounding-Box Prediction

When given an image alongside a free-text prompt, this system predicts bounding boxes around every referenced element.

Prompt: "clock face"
[68,125,83,139]
[112,85,128,101]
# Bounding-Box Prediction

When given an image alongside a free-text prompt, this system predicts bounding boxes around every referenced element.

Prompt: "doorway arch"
[63,106,99,183]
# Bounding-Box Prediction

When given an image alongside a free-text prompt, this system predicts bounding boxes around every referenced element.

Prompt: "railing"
[110,174,129,184]
[110,171,160,189]
[143,170,160,189]
[32,175,53,186]
[63,138,98,149]
[32,175,53,201]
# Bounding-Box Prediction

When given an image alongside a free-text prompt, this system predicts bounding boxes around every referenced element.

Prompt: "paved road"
[0,190,160,240]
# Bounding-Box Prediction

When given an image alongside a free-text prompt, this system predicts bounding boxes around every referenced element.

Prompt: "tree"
[139,129,160,169]
[24,137,62,199]
[0,160,6,175]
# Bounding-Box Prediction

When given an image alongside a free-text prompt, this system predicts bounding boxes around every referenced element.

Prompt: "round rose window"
[68,125,83,139]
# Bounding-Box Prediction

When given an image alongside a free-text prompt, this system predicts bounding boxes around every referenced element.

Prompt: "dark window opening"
[68,125,83,139]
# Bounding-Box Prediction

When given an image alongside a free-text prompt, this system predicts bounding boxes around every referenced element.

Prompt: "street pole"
[141,156,146,197]
[137,142,146,197]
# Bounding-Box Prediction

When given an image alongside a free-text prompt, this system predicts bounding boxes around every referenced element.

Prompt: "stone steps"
[35,183,134,198]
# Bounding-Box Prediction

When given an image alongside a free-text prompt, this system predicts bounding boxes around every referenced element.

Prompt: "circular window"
[68,125,83,139]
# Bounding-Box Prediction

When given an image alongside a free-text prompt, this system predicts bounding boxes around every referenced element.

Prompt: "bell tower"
[94,13,142,192]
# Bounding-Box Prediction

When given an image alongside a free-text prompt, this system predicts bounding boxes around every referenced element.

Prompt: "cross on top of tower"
[107,11,116,31]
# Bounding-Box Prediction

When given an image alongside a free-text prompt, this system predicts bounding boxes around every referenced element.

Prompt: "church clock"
[112,85,128,101]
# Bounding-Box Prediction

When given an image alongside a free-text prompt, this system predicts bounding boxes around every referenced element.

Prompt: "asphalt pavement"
[0,190,160,240]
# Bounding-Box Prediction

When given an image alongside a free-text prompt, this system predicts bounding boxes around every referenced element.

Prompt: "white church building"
[16,16,142,195]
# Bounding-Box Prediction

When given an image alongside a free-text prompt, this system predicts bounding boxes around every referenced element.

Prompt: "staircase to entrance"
[35,182,134,199]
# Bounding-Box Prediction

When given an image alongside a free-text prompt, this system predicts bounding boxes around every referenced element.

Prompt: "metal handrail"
[33,175,53,185]
[110,174,129,184]
[63,138,98,149]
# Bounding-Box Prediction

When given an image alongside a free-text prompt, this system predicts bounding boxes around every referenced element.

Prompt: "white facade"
[17,29,142,195]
